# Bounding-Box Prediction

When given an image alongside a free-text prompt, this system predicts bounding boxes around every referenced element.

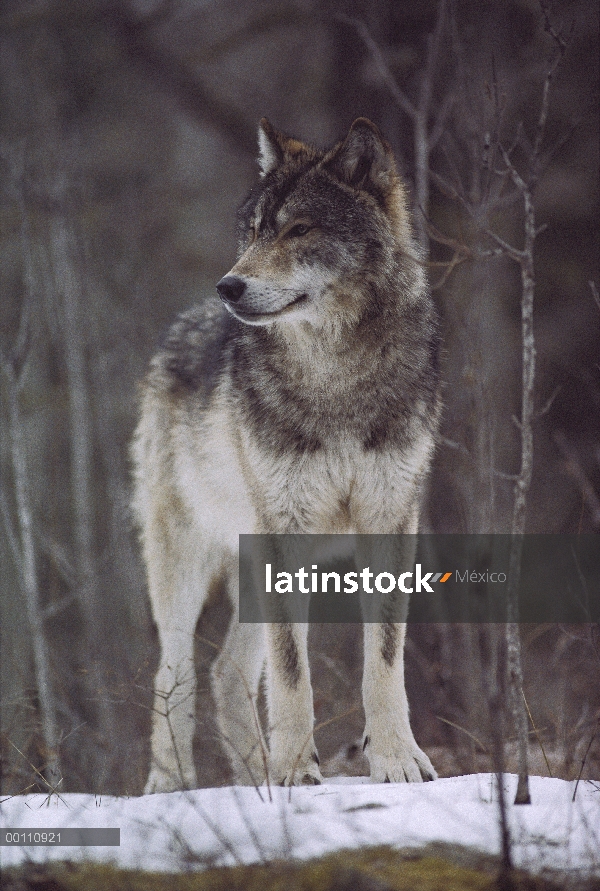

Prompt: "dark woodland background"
[1,0,599,796]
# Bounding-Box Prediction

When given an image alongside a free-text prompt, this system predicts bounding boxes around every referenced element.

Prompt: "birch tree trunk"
[505,185,536,805]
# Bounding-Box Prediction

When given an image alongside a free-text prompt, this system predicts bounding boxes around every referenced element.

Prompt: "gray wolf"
[132,117,441,791]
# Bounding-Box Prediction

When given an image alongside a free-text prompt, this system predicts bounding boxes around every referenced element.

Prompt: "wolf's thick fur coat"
[132,118,441,791]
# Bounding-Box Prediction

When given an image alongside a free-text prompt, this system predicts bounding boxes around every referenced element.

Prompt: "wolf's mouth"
[223,293,309,325]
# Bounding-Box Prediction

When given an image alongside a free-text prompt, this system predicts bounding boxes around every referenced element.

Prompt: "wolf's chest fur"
[173,367,436,538]
[234,423,435,534]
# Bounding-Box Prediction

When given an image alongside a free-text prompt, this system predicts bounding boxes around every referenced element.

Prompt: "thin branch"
[423,213,472,289]
[102,5,256,156]
[494,470,519,482]
[183,795,244,866]
[505,121,524,161]
[0,143,38,382]
[335,15,417,120]
[439,436,471,460]
[5,738,64,803]
[530,1,569,183]
[521,689,552,777]
[540,0,570,53]
[42,595,77,621]
[482,225,526,262]
[38,531,76,588]
[423,214,472,255]
[430,253,470,290]
[338,2,450,252]
[572,717,599,802]
[553,430,600,527]
[435,716,489,753]
[429,167,472,214]
[536,385,561,418]
[413,0,448,249]
[0,487,21,567]
[429,93,454,150]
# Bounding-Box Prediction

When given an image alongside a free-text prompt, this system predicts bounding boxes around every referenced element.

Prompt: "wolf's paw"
[227,741,271,787]
[272,752,323,786]
[366,742,437,784]
[278,765,323,786]
[231,756,269,787]
[144,765,197,794]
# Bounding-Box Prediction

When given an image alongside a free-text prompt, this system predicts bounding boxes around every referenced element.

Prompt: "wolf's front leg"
[265,622,322,785]
[362,622,436,783]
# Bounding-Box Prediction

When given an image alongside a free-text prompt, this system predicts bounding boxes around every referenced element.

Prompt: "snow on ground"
[1,774,599,876]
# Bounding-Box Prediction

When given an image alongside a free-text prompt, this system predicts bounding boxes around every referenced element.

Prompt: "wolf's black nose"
[216,276,246,303]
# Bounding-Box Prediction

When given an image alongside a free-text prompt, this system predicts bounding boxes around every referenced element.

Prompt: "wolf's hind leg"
[143,526,209,794]
[211,593,268,785]
[146,623,199,793]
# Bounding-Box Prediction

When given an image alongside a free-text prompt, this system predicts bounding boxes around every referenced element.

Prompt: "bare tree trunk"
[0,145,62,787]
[479,627,515,887]
[503,181,536,805]
[440,3,569,807]
[505,204,535,804]
[496,9,567,802]
[1,353,61,788]
[50,208,115,781]
[51,215,97,623]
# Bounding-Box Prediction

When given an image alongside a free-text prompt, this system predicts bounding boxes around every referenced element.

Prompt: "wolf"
[132,117,441,792]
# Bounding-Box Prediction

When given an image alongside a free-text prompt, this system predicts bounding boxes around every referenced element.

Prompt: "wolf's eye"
[288,223,310,237]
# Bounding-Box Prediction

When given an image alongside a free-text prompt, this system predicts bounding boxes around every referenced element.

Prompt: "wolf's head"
[216,118,422,331]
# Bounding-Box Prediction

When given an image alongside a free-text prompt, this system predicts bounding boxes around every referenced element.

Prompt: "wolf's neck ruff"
[229,285,438,455]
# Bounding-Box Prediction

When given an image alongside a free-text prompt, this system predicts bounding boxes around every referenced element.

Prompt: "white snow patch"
[1,774,599,876]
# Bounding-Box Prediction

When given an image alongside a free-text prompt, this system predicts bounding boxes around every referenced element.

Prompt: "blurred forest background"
[1,0,598,796]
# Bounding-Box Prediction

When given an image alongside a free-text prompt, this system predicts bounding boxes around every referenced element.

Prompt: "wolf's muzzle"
[216,275,246,304]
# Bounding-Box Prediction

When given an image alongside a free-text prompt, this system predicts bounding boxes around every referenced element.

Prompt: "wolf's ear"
[258,118,284,177]
[324,118,396,193]
[257,118,309,177]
